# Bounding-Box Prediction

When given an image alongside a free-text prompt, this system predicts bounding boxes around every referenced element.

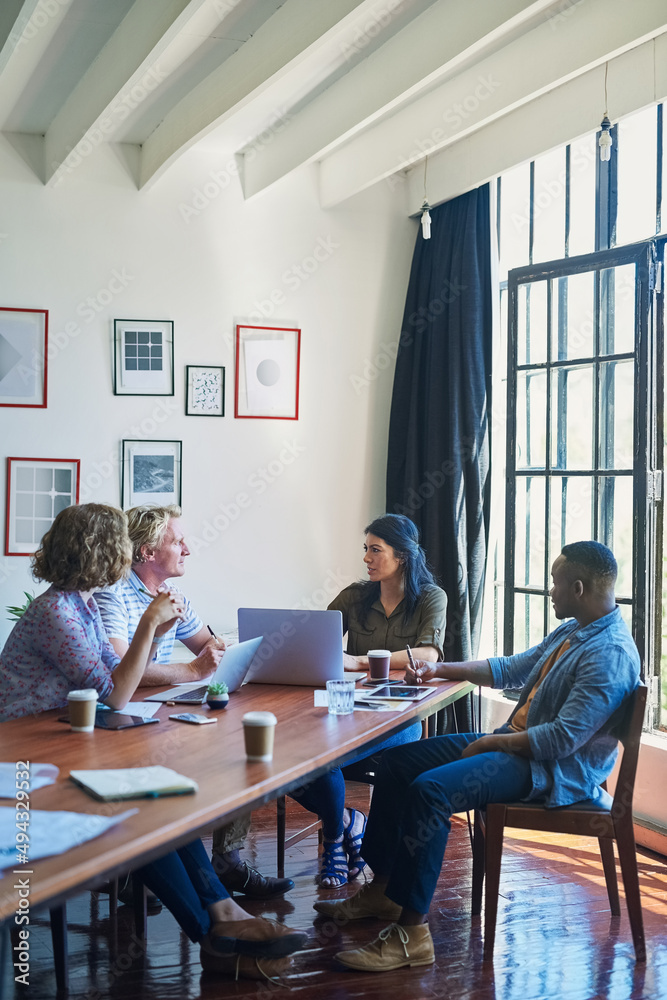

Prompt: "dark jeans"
[136,839,229,943]
[362,733,533,914]
[290,721,421,839]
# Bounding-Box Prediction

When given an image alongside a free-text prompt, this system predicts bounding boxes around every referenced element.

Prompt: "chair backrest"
[610,684,647,822]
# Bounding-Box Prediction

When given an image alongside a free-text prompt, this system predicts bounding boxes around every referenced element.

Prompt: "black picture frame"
[185,365,225,416]
[121,439,182,508]
[113,319,174,396]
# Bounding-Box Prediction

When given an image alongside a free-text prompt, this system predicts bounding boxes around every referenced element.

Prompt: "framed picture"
[234,324,300,419]
[0,308,48,408]
[186,365,225,416]
[113,319,174,395]
[121,440,182,508]
[5,457,80,556]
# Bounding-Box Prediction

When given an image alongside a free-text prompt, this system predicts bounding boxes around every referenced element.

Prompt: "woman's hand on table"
[343,652,368,670]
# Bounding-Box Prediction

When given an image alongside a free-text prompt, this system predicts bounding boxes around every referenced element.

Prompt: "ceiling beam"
[0,0,69,132]
[318,0,667,206]
[240,0,559,198]
[43,0,222,185]
[137,0,377,189]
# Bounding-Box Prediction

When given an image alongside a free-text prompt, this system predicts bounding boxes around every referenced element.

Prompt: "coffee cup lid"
[242,711,277,726]
[367,649,391,656]
[67,689,99,701]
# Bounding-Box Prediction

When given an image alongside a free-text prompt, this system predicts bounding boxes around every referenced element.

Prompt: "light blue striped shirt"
[95,571,203,664]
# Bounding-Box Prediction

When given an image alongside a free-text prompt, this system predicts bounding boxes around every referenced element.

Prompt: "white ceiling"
[1,0,665,208]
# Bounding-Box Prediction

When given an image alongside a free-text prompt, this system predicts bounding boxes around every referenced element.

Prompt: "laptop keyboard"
[171,686,206,702]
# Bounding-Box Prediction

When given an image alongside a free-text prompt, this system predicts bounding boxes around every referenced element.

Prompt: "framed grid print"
[113,319,174,395]
[0,308,48,408]
[121,440,182,508]
[186,365,225,416]
[234,324,300,419]
[5,457,80,556]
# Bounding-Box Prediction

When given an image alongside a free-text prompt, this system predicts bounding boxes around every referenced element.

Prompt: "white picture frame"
[121,440,182,508]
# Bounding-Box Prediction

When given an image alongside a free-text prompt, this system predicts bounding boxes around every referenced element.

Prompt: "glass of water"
[326,679,355,715]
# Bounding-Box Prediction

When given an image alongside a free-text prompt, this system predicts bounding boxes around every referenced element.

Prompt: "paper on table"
[107,702,160,719]
[0,806,138,873]
[0,763,59,799]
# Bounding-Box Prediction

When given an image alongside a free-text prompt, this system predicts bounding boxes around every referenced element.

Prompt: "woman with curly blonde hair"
[0,503,184,720]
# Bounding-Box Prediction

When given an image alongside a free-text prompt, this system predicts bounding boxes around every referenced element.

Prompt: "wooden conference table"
[0,676,474,923]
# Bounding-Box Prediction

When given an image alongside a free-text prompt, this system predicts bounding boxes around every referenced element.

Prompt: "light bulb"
[599,115,612,162]
[421,201,431,240]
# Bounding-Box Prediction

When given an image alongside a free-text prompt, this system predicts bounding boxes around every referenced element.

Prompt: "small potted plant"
[206,681,229,709]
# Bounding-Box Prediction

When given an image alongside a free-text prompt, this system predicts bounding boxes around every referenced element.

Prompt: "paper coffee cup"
[242,711,277,762]
[367,649,391,680]
[67,689,99,732]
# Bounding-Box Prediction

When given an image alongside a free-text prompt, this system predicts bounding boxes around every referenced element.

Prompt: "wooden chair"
[472,684,647,963]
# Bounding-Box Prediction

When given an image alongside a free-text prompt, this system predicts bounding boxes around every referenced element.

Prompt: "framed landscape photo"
[114,319,174,395]
[0,307,48,408]
[186,365,225,416]
[121,440,181,508]
[5,457,80,556]
[234,324,300,419]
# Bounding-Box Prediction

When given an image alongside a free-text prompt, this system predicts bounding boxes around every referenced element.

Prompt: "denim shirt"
[488,607,640,807]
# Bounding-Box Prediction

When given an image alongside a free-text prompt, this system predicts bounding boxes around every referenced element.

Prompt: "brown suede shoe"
[313,880,402,922]
[336,922,435,972]
[202,917,308,959]
[200,950,293,981]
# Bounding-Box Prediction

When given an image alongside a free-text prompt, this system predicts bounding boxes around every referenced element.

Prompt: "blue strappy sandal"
[343,809,368,882]
[318,840,348,888]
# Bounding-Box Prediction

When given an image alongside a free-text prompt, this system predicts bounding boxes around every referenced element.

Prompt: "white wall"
[0,136,417,645]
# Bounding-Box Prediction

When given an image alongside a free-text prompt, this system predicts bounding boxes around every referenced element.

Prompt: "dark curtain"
[386,184,492,726]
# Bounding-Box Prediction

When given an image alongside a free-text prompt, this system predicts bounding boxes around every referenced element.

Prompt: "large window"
[490,103,666,730]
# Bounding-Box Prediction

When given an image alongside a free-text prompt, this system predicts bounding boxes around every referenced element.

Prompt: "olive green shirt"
[328,584,447,659]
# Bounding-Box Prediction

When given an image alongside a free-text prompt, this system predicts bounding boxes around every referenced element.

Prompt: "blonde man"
[96,504,294,900]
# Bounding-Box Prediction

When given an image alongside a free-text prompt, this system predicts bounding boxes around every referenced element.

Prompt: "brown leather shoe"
[336,922,435,972]
[200,950,293,981]
[313,880,401,922]
[202,917,308,959]
[213,857,295,899]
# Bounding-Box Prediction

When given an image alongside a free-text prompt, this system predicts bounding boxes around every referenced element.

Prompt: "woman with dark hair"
[292,514,447,888]
[0,504,307,979]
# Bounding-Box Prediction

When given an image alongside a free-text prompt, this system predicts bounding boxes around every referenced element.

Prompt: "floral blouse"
[0,587,119,721]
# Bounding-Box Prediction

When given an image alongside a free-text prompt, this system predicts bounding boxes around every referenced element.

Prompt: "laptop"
[238,608,365,687]
[143,636,263,704]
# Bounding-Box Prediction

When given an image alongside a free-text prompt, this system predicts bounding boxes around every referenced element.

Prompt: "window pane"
[518,281,548,365]
[549,477,594,561]
[598,360,634,469]
[551,366,594,469]
[600,263,635,355]
[661,103,666,235]
[552,271,595,361]
[598,476,633,595]
[516,371,547,469]
[532,147,566,264]
[616,105,658,245]
[499,162,530,281]
[568,132,597,256]
[514,593,546,652]
[514,476,546,587]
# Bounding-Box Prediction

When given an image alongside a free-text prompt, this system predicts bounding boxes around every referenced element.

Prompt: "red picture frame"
[5,457,80,556]
[234,324,301,420]
[0,307,48,408]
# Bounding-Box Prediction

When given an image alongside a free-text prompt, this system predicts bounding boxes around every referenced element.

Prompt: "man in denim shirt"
[315,541,640,972]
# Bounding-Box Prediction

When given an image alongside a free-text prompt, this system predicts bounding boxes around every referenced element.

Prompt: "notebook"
[69,765,198,801]
[143,636,263,703]
[238,608,365,687]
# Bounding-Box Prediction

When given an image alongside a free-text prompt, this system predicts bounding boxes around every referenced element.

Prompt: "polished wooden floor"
[5,784,667,1000]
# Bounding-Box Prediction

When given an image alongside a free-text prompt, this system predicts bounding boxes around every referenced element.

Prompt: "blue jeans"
[362,733,533,914]
[290,721,421,839]
[136,839,229,942]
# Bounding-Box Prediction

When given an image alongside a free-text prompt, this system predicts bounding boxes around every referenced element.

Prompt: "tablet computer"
[356,685,435,701]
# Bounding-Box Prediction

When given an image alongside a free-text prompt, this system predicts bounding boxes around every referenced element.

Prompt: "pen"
[207,625,217,639]
[406,645,416,672]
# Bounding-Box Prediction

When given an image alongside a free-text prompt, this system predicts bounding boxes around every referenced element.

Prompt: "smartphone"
[169,713,218,725]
